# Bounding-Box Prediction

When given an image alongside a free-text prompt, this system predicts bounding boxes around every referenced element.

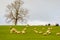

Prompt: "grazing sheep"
[21,28,27,34]
[39,31,43,34]
[10,28,17,33]
[46,30,51,33]
[21,30,26,34]
[23,28,27,31]
[43,29,51,35]
[38,28,45,34]
[48,27,52,30]
[43,32,48,36]
[47,31,51,34]
[33,30,38,33]
[43,31,51,36]
[16,31,20,34]
[10,27,21,34]
[56,32,60,36]
[46,29,51,34]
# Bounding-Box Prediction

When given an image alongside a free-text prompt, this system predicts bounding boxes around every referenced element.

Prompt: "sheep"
[21,30,26,34]
[46,30,51,34]
[56,32,60,36]
[21,27,27,34]
[38,28,45,34]
[43,29,51,36]
[10,28,17,33]
[47,31,51,34]
[48,27,52,30]
[43,32,48,36]
[39,31,43,34]
[33,28,38,33]
[46,30,50,33]
[10,27,21,34]
[33,30,38,33]
[43,31,51,36]
[23,28,27,31]
[16,31,20,34]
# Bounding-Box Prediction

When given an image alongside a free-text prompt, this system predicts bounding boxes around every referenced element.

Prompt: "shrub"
[55,24,59,26]
[48,24,50,26]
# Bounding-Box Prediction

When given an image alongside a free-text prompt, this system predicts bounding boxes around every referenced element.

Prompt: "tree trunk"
[15,10,18,25]
[15,19,17,25]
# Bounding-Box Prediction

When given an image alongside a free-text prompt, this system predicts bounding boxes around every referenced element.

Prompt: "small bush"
[55,24,59,26]
[48,24,50,26]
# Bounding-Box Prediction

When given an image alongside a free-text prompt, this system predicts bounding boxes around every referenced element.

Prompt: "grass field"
[0,25,60,40]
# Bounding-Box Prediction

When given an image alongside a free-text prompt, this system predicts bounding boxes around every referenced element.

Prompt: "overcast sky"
[0,0,60,25]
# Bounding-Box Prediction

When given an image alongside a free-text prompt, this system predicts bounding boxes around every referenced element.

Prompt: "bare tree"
[5,0,28,25]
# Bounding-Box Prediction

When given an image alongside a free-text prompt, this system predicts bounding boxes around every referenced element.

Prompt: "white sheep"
[46,30,50,33]
[47,31,51,34]
[21,30,26,34]
[43,32,47,36]
[10,28,17,33]
[56,32,60,36]
[46,30,51,34]
[23,28,27,31]
[43,32,51,36]
[10,28,21,34]
[48,27,52,30]
[39,31,43,34]
[16,31,20,34]
[43,29,51,35]
[33,30,38,33]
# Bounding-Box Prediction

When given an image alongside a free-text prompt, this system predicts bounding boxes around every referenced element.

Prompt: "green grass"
[0,25,60,40]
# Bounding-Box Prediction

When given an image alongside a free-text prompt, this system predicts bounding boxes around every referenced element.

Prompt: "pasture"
[0,25,60,40]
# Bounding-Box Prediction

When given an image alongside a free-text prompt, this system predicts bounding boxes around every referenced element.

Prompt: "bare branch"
[5,0,28,25]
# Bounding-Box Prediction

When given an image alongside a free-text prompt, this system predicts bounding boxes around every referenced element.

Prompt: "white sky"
[0,0,60,25]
